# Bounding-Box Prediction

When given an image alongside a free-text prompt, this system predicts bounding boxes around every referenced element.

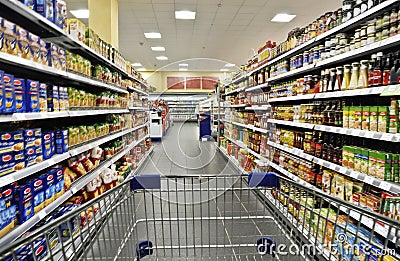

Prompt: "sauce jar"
[375,15,383,31]
[355,39,361,49]
[397,21,400,35]
[354,29,361,40]
[390,8,398,24]
[360,36,367,47]
[375,29,382,42]
[360,26,367,38]
[382,25,390,40]
[390,24,397,37]
[343,64,352,90]
[345,43,351,52]
[367,33,375,45]
[382,12,390,27]
[367,20,376,34]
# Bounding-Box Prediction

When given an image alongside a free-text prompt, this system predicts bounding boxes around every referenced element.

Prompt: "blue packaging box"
[33,176,45,213]
[14,78,25,113]
[25,80,39,113]
[0,70,4,113]
[4,74,15,113]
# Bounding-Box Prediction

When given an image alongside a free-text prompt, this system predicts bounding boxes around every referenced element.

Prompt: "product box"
[39,39,49,66]
[368,151,378,178]
[59,48,66,71]
[348,107,356,129]
[375,151,391,181]
[24,128,37,148]
[0,151,22,177]
[354,147,363,172]
[342,106,349,128]
[15,181,34,224]
[57,205,80,239]
[39,83,47,112]
[32,176,45,213]
[25,146,37,167]
[393,154,399,183]
[43,171,55,206]
[53,168,64,198]
[68,19,86,43]
[28,32,41,63]
[46,85,59,112]
[55,129,68,154]
[378,106,389,133]
[0,17,5,53]
[0,70,4,113]
[360,149,369,174]
[361,106,370,130]
[4,74,15,113]
[36,0,54,23]
[369,106,379,132]
[54,0,67,31]
[16,26,30,59]
[46,42,59,69]
[14,78,25,113]
[0,130,24,155]
[25,79,39,112]
[42,131,54,160]
[19,0,35,10]
[3,20,17,55]
[354,106,362,129]
[389,114,398,133]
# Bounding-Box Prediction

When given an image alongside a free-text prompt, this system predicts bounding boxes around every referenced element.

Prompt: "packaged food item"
[3,20,17,55]
[360,149,369,174]
[354,106,362,129]
[15,181,34,224]
[39,83,47,112]
[16,26,30,59]
[342,106,349,128]
[378,106,389,133]
[86,177,99,199]
[57,205,80,238]
[393,154,399,183]
[0,186,17,238]
[354,147,362,172]
[28,32,41,63]
[4,74,15,113]
[36,0,54,23]
[344,180,353,202]
[0,17,4,53]
[54,0,67,31]
[0,70,4,113]
[361,106,370,130]
[68,19,86,43]
[19,0,36,10]
[13,78,25,113]
[53,168,64,198]
[46,85,59,112]
[67,157,87,176]
[55,129,68,154]
[39,39,48,66]
[32,176,45,213]
[369,106,379,132]
[25,79,39,112]
[322,170,332,193]
[46,42,59,69]
[25,146,37,167]
[43,171,55,206]
[59,48,66,71]
[42,131,54,160]
[348,107,356,129]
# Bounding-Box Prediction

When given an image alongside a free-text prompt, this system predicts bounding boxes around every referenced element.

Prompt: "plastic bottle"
[348,62,360,90]
[357,60,369,88]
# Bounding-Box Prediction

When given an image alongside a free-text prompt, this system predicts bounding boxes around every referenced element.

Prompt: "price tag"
[323,161,331,168]
[350,171,359,179]
[373,132,383,139]
[0,176,14,187]
[346,129,353,135]
[379,182,392,191]
[339,167,348,174]
[359,131,366,137]
[382,133,394,141]
[335,166,341,172]
[364,176,375,185]
[37,211,47,220]
[319,93,326,98]
[325,126,331,132]
[340,128,347,134]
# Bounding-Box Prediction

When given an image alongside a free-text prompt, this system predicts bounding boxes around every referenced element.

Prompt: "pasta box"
[25,146,37,167]
[28,32,41,63]
[46,42,59,69]
[0,70,4,113]
[25,79,39,113]
[42,131,55,160]
[55,129,68,154]
[16,26,30,60]
[19,0,35,10]
[43,171,55,206]
[39,83,47,112]
[0,17,4,53]
[3,20,17,55]
[36,0,55,23]
[15,181,34,224]
[39,39,49,66]
[32,176,45,213]
[52,168,64,198]
[4,73,15,113]
[46,85,59,112]
[13,78,25,113]
[0,130,24,154]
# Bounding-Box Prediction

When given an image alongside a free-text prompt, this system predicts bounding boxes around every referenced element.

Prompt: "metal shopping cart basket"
[1,173,399,261]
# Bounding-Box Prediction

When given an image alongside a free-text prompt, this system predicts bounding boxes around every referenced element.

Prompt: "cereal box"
[3,74,15,113]
[25,79,39,112]
[13,78,25,113]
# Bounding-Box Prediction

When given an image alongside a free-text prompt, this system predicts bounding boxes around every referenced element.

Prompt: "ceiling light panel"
[131,63,142,67]
[151,46,166,51]
[175,11,196,20]
[137,68,147,71]
[225,63,235,67]
[144,32,162,38]
[179,64,189,67]
[179,68,188,71]
[271,13,296,23]
[220,69,229,72]
[156,56,168,61]
[70,9,89,19]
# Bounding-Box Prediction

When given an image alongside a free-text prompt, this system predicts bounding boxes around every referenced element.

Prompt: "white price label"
[339,167,348,174]
[350,171,359,179]
[359,131,366,137]
[365,131,374,138]
[323,161,331,168]
[325,127,331,132]
[0,176,14,186]
[382,133,394,141]
[379,182,392,191]
[319,93,326,98]
[340,128,347,134]
[364,176,375,185]
[37,211,47,220]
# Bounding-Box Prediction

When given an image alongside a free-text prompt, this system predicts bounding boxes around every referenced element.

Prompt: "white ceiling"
[66,0,342,72]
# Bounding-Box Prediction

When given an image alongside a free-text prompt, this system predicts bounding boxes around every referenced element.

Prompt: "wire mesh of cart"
[1,173,399,261]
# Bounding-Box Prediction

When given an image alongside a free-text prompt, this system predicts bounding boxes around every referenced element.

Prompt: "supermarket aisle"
[140,122,236,175]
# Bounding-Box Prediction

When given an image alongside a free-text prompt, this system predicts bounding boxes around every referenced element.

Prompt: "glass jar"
[355,39,361,49]
[360,26,367,38]
[327,68,337,92]
[348,62,360,90]
[390,8,398,24]
[361,37,367,47]
[357,60,369,88]
[350,39,356,50]
[367,21,376,34]
[343,64,352,90]
[335,66,343,91]
[361,0,368,13]
[382,12,390,27]
[375,29,382,42]
[354,29,361,40]
[375,15,383,31]
[382,25,390,39]
[345,43,351,52]
[390,24,397,37]
[398,21,400,35]
[367,33,375,45]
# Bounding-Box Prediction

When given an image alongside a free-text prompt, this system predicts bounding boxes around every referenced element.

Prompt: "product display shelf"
[245,82,269,93]
[267,140,400,195]
[0,0,147,87]
[223,119,269,134]
[268,94,316,103]
[0,109,130,123]
[127,86,149,96]
[314,86,387,99]
[223,135,268,162]
[0,52,129,94]
[0,124,148,188]
[268,119,400,142]
[0,134,149,248]
[129,107,148,111]
[245,0,399,77]
[224,85,247,96]
[245,105,271,111]
[224,104,247,108]
[126,146,154,179]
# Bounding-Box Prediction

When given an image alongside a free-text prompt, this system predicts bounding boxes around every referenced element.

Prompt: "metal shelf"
[245,82,269,93]
[245,105,271,111]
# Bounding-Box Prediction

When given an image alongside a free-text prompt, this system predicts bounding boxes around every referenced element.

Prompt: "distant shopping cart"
[1,173,399,261]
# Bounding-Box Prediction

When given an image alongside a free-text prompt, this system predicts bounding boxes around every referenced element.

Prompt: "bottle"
[368,54,377,86]
[343,64,352,90]
[327,68,337,92]
[323,101,331,125]
[383,53,392,85]
[323,69,330,92]
[390,51,399,84]
[328,101,337,126]
[373,52,383,86]
[320,70,326,92]
[335,66,343,91]
[348,62,360,89]
[357,60,369,88]
[335,100,343,127]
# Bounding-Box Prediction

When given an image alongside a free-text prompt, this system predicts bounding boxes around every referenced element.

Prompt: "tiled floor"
[79,122,304,261]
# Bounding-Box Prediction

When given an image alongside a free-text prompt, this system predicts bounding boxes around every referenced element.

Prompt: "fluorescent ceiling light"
[151,46,166,51]
[144,32,161,39]
[137,68,147,71]
[271,13,296,23]
[175,11,196,20]
[156,56,168,61]
[225,63,235,67]
[220,69,229,72]
[179,68,188,71]
[70,9,89,19]
[179,63,189,67]
[131,63,142,67]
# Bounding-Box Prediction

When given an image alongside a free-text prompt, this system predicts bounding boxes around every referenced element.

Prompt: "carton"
[28,32,41,63]
[361,106,370,130]
[0,70,4,113]
[54,0,67,31]
[24,128,37,148]
[0,186,16,238]
[25,146,37,167]
[347,146,355,169]
[39,83,47,112]
[393,154,399,183]
[59,48,66,71]
[15,181,34,224]
[46,85,59,112]
[32,176,45,213]
[55,129,68,153]
[342,106,349,128]
[353,147,362,172]
[13,78,25,113]
[342,146,349,167]
[360,149,369,174]
[369,106,379,132]
[68,19,86,43]
[3,74,15,113]
[378,106,389,133]
[0,17,4,53]
[53,168,64,198]
[354,106,362,129]
[39,39,49,66]
[43,171,55,206]
[42,131,54,160]
[46,42,59,69]
[25,80,39,112]
[375,151,391,180]
[20,0,35,10]
[348,107,356,129]
[37,0,54,23]
[16,26,30,59]
[3,20,16,55]
[368,151,378,178]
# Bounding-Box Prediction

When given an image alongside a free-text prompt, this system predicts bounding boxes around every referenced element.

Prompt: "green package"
[354,106,362,130]
[354,147,362,172]
[369,106,379,132]
[343,106,350,128]
[360,149,369,174]
[378,106,389,133]
[392,154,399,183]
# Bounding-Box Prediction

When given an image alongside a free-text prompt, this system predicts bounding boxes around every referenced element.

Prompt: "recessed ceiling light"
[156,56,168,61]
[137,68,147,71]
[225,63,235,67]
[131,63,142,67]
[70,9,89,19]
[175,11,196,20]
[179,68,188,71]
[179,63,189,67]
[151,46,166,51]
[271,13,296,23]
[144,32,162,39]
[220,69,229,72]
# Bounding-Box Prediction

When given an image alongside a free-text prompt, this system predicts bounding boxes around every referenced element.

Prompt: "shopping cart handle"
[248,172,280,188]
[136,240,153,259]
[130,174,161,191]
